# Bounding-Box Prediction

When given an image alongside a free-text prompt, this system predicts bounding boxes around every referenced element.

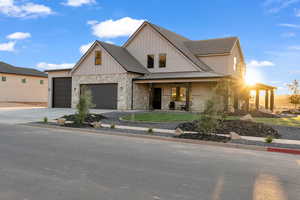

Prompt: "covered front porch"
[246,83,276,112]
[132,72,225,112]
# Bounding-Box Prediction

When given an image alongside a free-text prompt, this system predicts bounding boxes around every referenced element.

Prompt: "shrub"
[148,128,154,133]
[75,87,94,125]
[43,117,48,123]
[196,99,220,135]
[265,136,273,143]
[110,123,116,129]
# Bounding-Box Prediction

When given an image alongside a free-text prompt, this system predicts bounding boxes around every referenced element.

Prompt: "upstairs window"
[1,76,6,82]
[147,54,154,68]
[95,50,102,65]
[21,78,26,84]
[40,80,44,85]
[233,57,237,71]
[159,54,167,68]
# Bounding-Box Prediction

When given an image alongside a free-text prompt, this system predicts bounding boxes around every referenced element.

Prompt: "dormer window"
[95,50,102,65]
[147,54,154,68]
[159,54,166,68]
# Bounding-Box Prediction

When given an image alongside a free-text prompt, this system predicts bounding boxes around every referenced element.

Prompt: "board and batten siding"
[73,44,126,76]
[125,25,198,73]
[198,43,245,77]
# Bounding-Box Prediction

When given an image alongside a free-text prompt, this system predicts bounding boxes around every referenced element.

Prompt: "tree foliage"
[287,80,300,109]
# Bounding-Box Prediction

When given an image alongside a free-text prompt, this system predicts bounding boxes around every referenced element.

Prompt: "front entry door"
[153,88,162,109]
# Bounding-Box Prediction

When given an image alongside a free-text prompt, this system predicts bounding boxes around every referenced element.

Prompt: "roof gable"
[124,22,213,72]
[71,41,148,74]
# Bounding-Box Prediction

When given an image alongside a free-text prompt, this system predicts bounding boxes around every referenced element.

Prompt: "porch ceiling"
[133,71,226,83]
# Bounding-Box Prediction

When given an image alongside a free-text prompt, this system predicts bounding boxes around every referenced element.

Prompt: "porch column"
[270,89,274,112]
[255,89,260,110]
[149,83,154,110]
[233,91,239,111]
[245,89,250,112]
[185,83,191,111]
[265,90,269,110]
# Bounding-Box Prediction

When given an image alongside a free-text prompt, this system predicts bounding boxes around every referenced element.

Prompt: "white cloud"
[0,41,15,51]
[6,32,31,40]
[105,40,114,44]
[288,46,300,50]
[36,62,74,70]
[296,9,300,16]
[278,23,300,28]
[0,0,53,18]
[79,42,93,54]
[63,0,96,7]
[281,32,296,37]
[89,17,145,38]
[264,0,300,13]
[247,60,275,67]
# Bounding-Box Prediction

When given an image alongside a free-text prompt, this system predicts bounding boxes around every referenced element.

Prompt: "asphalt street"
[0,123,299,200]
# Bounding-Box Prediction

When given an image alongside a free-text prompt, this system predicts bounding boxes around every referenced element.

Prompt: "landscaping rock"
[230,132,241,140]
[177,120,281,138]
[175,128,184,135]
[61,114,106,124]
[91,121,102,128]
[240,114,254,122]
[57,118,66,126]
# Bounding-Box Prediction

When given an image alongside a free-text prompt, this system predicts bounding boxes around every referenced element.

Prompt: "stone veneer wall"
[132,83,149,110]
[133,82,217,112]
[72,73,138,110]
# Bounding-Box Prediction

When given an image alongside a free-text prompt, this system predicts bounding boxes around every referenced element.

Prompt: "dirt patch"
[177,120,281,138]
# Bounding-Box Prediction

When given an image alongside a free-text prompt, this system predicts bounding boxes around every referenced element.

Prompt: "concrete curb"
[23,123,300,155]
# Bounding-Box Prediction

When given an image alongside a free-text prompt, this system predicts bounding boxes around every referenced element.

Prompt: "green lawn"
[122,112,200,122]
[122,112,300,127]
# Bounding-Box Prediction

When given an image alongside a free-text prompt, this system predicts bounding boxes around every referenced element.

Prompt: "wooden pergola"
[246,83,277,112]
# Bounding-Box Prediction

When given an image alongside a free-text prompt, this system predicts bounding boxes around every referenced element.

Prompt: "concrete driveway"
[0,107,113,124]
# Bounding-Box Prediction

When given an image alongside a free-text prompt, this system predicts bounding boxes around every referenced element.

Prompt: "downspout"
[131,78,134,110]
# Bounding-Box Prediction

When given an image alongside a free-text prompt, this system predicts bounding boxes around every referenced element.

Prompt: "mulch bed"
[175,133,230,143]
[177,119,281,138]
[61,113,106,123]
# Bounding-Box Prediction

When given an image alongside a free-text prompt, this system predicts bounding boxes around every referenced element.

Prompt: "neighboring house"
[0,61,48,104]
[46,21,275,111]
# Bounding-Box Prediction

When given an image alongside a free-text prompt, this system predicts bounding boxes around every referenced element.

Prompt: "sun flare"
[245,68,263,86]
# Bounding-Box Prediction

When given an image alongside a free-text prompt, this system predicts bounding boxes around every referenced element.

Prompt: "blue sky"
[0,0,300,94]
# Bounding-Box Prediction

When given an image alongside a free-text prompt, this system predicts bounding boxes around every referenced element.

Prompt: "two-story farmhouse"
[46,21,275,112]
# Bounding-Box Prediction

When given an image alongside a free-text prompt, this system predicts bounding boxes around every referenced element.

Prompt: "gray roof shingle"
[134,71,225,80]
[184,37,238,56]
[98,41,149,74]
[0,61,47,77]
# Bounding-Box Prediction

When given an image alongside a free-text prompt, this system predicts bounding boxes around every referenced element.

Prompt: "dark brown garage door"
[52,77,72,108]
[81,83,118,109]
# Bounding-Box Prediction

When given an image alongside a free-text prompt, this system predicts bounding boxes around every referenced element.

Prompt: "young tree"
[75,87,95,125]
[214,79,233,112]
[287,80,300,109]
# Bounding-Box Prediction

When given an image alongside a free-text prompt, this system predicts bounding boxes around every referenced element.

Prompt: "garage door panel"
[53,77,72,108]
[81,84,118,109]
